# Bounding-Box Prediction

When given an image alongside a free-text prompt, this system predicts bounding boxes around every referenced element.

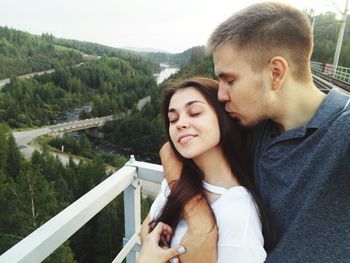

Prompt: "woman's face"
[168,87,221,159]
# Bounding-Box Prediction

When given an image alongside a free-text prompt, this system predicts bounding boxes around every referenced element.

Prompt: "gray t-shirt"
[249,89,350,262]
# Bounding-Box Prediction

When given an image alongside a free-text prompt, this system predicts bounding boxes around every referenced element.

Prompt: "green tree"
[79,133,92,157]
[5,134,21,179]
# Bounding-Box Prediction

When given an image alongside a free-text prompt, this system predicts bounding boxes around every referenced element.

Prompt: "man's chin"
[237,118,261,128]
[228,113,264,127]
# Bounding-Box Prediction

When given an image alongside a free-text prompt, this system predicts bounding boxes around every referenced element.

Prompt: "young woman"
[138,77,275,263]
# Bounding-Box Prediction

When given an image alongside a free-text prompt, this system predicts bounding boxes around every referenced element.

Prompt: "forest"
[311,12,350,66]
[0,55,158,128]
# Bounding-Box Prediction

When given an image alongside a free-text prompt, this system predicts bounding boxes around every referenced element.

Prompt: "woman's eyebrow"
[168,100,205,112]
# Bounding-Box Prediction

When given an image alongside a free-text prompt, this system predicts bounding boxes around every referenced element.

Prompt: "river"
[155,63,179,84]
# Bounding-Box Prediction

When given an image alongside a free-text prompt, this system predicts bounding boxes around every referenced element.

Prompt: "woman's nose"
[176,118,190,129]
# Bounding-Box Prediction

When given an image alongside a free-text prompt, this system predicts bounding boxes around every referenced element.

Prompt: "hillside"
[0,27,84,79]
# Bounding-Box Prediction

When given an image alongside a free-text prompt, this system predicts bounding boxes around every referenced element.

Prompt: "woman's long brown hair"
[152,77,276,251]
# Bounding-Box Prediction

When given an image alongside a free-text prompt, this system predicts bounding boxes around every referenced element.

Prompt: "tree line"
[139,45,206,67]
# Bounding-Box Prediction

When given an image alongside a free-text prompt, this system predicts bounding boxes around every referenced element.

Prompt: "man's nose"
[218,82,229,102]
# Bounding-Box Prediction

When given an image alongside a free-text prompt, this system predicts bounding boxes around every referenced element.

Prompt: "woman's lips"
[178,134,197,144]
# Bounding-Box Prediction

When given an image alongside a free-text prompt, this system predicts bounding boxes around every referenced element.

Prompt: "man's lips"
[225,106,237,117]
[226,110,236,116]
[178,134,198,144]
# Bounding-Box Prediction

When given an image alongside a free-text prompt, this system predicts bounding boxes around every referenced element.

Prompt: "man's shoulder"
[331,111,350,149]
[317,103,350,153]
[328,103,350,130]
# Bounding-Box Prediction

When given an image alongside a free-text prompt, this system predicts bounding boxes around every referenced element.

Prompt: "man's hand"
[159,142,182,187]
[137,222,186,263]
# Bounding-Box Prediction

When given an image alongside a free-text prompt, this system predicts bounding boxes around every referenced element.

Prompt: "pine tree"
[5,133,21,179]
[0,124,8,174]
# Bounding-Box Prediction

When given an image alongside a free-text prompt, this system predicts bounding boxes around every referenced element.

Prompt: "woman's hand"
[137,222,186,263]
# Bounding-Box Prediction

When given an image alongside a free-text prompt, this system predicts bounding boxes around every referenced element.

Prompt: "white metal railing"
[311,61,350,84]
[0,156,164,263]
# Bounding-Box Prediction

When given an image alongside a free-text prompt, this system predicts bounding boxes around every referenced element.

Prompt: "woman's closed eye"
[188,104,203,116]
[169,117,178,124]
[190,111,201,117]
[168,112,178,123]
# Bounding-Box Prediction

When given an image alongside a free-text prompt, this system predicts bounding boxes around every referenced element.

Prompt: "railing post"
[123,155,141,263]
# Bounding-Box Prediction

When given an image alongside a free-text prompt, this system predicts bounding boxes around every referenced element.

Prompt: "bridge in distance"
[13,115,114,162]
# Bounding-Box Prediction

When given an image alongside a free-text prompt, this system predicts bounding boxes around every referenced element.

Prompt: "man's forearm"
[178,196,217,263]
[140,214,151,244]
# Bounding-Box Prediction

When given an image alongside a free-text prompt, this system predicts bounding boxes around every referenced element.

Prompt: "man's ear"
[269,56,288,91]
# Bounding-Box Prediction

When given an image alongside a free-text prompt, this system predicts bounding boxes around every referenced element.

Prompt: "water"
[53,104,92,124]
[65,105,92,122]
[156,63,179,84]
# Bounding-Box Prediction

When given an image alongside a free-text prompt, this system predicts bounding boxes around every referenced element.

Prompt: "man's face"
[213,44,270,127]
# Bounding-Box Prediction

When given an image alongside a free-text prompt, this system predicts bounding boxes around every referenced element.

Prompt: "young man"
[152,2,349,263]
[207,2,350,262]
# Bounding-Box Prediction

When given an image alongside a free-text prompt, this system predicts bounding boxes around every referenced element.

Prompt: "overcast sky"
[0,0,346,53]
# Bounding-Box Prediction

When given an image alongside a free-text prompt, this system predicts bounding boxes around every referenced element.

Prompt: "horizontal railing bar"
[311,61,350,85]
[131,161,164,184]
[0,165,137,263]
[112,227,141,263]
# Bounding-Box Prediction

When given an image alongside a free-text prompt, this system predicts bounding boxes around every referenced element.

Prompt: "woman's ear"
[269,56,288,91]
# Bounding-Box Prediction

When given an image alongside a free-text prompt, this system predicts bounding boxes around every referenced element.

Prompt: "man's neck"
[272,82,326,132]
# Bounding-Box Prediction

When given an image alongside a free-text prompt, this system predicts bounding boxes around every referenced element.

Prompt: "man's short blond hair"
[207,2,313,82]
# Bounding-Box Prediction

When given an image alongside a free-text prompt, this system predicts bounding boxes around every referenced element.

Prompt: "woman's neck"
[193,146,239,189]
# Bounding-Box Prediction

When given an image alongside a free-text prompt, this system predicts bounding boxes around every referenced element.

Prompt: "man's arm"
[140,213,151,244]
[160,142,217,263]
[179,196,217,263]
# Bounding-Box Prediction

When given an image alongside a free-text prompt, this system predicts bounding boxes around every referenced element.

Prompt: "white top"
[149,179,266,263]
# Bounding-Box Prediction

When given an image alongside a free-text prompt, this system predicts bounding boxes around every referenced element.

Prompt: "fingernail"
[171,258,178,263]
[177,246,186,254]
